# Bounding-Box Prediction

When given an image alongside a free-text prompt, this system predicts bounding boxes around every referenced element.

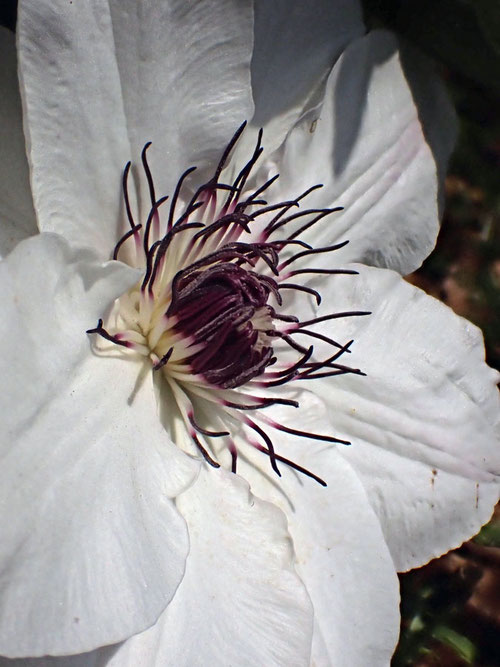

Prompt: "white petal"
[298,264,500,571]
[272,30,454,275]
[250,0,364,154]
[18,0,255,253]
[107,0,254,217]
[237,392,400,666]
[17,0,136,256]
[0,27,37,257]
[103,468,313,667]
[0,234,199,657]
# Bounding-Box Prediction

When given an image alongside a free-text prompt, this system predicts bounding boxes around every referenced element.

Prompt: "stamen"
[228,440,238,474]
[113,224,142,260]
[286,328,348,350]
[153,348,174,371]
[257,414,351,446]
[214,120,247,182]
[241,173,280,207]
[255,445,327,487]
[289,207,344,241]
[224,128,263,210]
[88,123,368,487]
[145,222,205,291]
[278,283,322,306]
[223,397,299,410]
[141,142,157,208]
[122,161,136,230]
[278,240,350,270]
[86,319,130,348]
[167,166,197,232]
[263,184,323,235]
[297,311,371,328]
[192,434,221,468]
[264,346,314,379]
[188,413,230,438]
[288,268,359,277]
[245,418,281,476]
[143,195,169,255]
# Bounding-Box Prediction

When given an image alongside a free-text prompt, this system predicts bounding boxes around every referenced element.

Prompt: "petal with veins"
[272,30,454,275]
[0,234,199,657]
[296,264,500,571]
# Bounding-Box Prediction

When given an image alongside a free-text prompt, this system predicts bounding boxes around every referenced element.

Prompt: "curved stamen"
[188,413,230,438]
[113,224,142,260]
[167,166,197,232]
[86,319,130,348]
[241,173,280,207]
[278,240,350,270]
[223,397,299,410]
[255,445,327,487]
[192,434,221,468]
[286,208,343,241]
[88,124,368,487]
[153,347,174,371]
[257,414,351,446]
[288,268,359,278]
[122,161,136,230]
[214,120,247,182]
[264,345,314,379]
[297,311,371,328]
[263,184,323,235]
[278,283,322,306]
[143,195,170,255]
[286,328,347,350]
[141,142,156,208]
[224,128,263,211]
[245,418,281,476]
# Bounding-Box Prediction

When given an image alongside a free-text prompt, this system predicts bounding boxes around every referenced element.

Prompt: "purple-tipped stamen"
[88,123,368,487]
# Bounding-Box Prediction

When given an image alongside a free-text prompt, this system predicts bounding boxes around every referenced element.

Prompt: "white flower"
[0,2,499,666]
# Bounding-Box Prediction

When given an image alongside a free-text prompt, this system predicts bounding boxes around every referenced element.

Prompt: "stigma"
[87,122,369,485]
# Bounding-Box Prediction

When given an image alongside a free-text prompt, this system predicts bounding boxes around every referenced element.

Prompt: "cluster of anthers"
[88,123,369,486]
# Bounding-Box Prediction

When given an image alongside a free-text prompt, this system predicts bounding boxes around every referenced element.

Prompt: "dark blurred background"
[2,0,499,664]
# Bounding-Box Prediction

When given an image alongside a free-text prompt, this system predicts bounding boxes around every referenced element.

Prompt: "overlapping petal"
[0,234,199,657]
[271,30,455,275]
[293,264,500,571]
[237,392,400,666]
[95,468,313,666]
[0,27,37,257]
[106,0,254,217]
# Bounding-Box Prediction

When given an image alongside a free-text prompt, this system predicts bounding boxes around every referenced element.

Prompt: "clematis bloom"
[0,1,499,666]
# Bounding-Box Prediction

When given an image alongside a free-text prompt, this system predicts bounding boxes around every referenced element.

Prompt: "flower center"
[88,123,369,485]
[168,256,277,387]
